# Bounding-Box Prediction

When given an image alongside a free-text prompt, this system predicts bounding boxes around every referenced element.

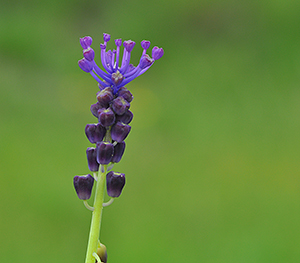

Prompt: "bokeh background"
[1,0,300,262]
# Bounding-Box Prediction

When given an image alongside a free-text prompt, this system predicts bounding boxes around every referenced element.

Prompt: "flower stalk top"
[78,33,164,94]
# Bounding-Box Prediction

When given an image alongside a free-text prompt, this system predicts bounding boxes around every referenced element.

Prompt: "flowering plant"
[74,33,163,263]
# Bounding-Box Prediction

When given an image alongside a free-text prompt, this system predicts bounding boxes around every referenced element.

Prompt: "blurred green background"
[1,0,300,262]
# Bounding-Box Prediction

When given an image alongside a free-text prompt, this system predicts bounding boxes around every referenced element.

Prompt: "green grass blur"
[1,0,300,262]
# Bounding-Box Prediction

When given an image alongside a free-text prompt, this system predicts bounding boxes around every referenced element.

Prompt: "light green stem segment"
[84,165,107,263]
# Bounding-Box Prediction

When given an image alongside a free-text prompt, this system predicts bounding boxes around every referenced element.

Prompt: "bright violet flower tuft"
[78,33,164,95]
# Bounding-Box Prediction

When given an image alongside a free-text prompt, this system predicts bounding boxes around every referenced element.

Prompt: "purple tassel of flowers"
[76,33,163,199]
[78,33,164,95]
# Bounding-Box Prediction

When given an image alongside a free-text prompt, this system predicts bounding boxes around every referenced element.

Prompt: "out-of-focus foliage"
[1,0,300,262]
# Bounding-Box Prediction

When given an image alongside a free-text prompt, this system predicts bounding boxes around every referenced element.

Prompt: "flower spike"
[76,33,163,263]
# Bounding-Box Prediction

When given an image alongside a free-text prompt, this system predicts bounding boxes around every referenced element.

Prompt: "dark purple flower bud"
[78,58,93,72]
[117,86,133,102]
[98,108,116,127]
[123,40,135,52]
[111,71,124,86]
[103,33,111,42]
[106,171,125,197]
[111,122,131,142]
[111,96,130,115]
[141,40,151,50]
[96,87,114,106]
[90,102,105,117]
[83,47,95,62]
[86,147,99,171]
[116,110,133,124]
[85,123,106,143]
[152,46,164,60]
[112,141,126,163]
[96,142,114,164]
[80,36,93,49]
[139,54,154,69]
[73,174,94,200]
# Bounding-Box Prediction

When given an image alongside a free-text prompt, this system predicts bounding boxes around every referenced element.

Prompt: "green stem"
[84,165,107,263]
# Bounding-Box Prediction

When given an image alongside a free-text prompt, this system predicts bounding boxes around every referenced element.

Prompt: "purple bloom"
[111,122,131,143]
[96,87,114,106]
[117,86,133,103]
[98,108,116,127]
[85,123,106,143]
[86,147,99,171]
[78,33,164,94]
[111,96,130,115]
[116,109,133,124]
[96,142,114,164]
[73,174,94,200]
[106,171,125,197]
[111,141,126,163]
[90,102,104,117]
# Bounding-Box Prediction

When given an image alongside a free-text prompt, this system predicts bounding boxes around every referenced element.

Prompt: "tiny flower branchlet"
[73,33,163,263]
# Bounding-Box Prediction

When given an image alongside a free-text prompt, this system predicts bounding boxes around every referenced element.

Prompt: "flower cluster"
[74,33,163,201]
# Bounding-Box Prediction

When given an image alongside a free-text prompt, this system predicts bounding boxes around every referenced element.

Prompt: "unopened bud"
[117,86,133,102]
[152,46,164,60]
[85,123,106,143]
[116,109,133,124]
[98,108,116,127]
[96,142,114,165]
[90,102,104,118]
[80,36,92,49]
[78,58,93,73]
[86,147,99,172]
[111,122,131,142]
[111,141,125,163]
[139,54,153,69]
[111,96,130,115]
[96,87,114,106]
[111,71,124,86]
[106,171,125,197]
[73,174,94,200]
[83,47,95,62]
